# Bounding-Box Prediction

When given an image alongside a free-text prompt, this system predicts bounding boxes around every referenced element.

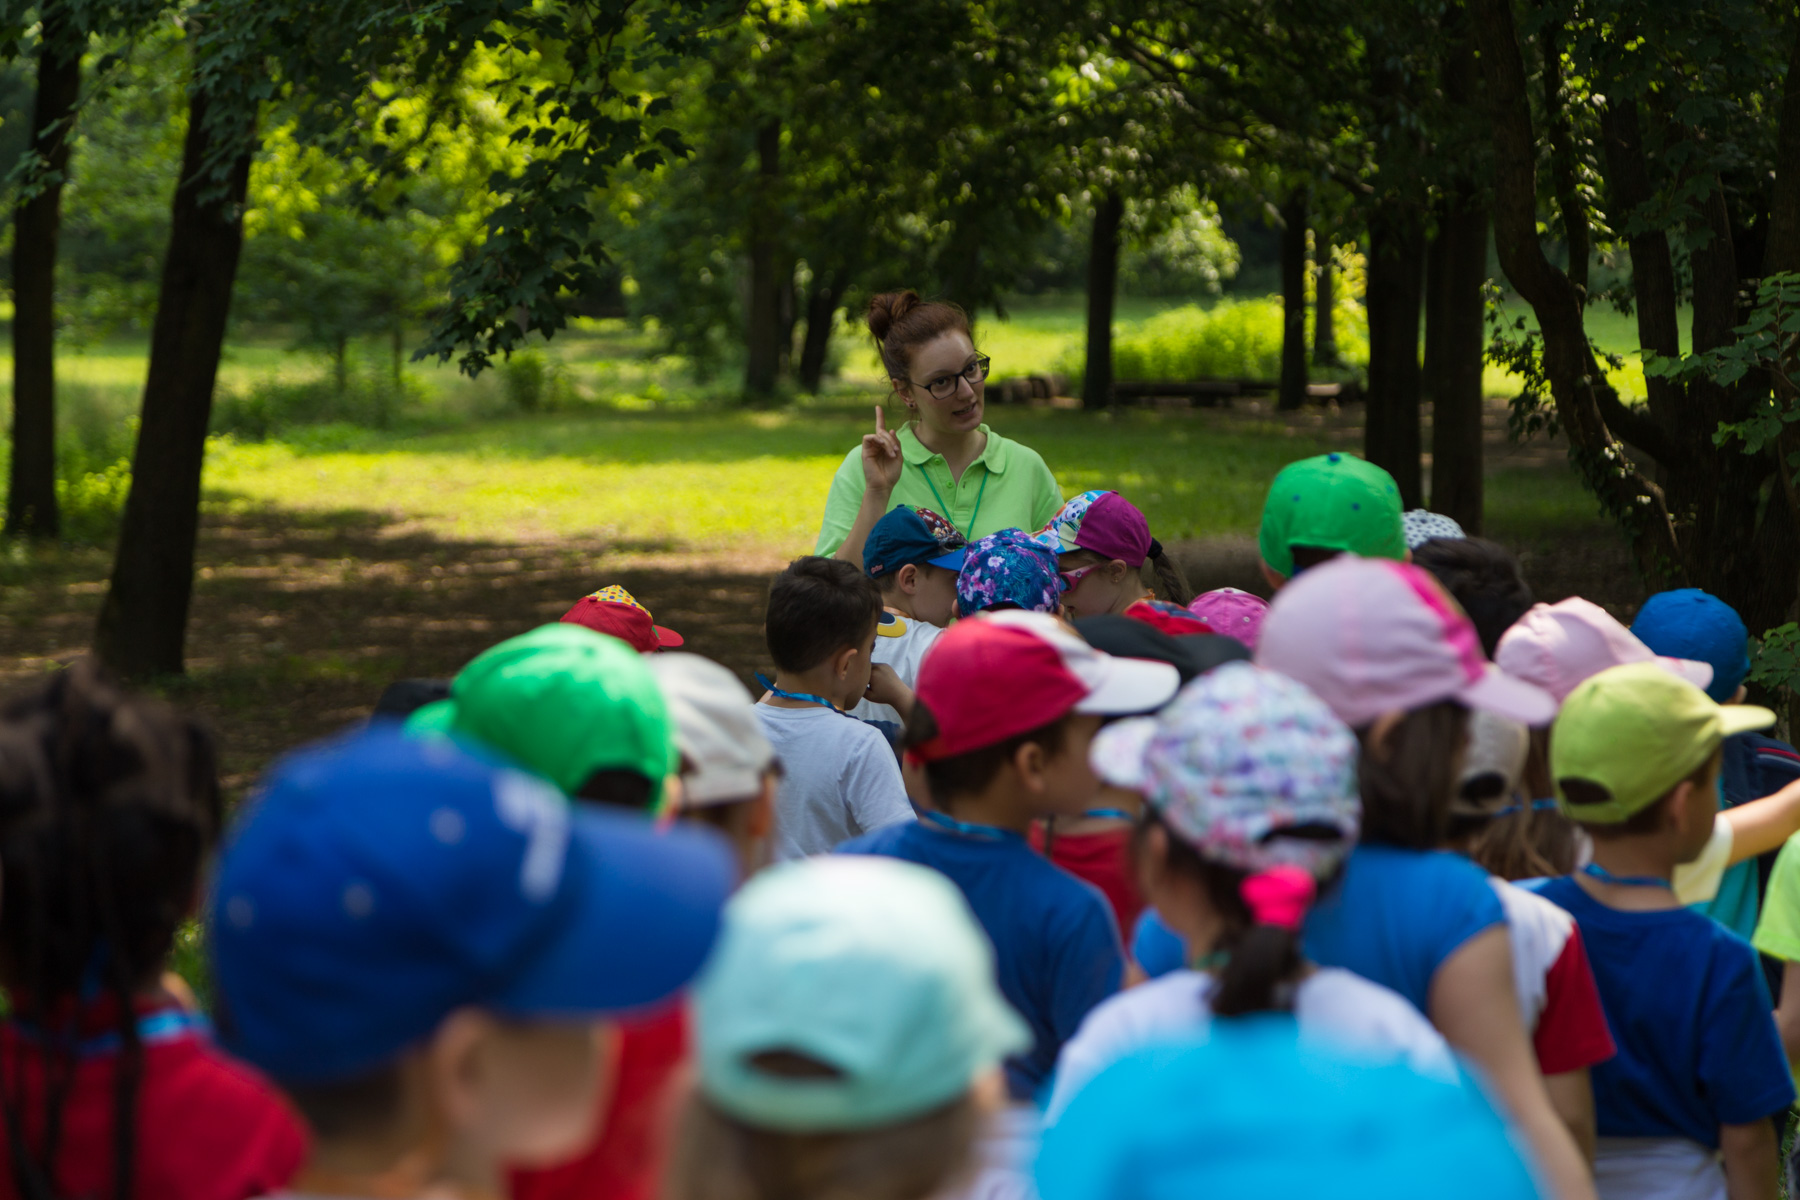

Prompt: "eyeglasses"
[1058,564,1099,592]
[911,355,991,401]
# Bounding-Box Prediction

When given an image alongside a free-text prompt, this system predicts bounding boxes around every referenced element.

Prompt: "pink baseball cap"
[909,610,1181,762]
[1187,588,1269,650]
[1493,598,1713,705]
[1255,556,1556,729]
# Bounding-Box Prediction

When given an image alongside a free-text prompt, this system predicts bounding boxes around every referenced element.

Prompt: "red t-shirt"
[1533,924,1618,1076]
[1028,825,1143,940]
[0,1001,306,1200]
[511,1002,689,1200]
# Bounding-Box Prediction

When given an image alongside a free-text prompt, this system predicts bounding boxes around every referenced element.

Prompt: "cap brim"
[1089,717,1158,791]
[654,625,685,649]
[928,548,968,572]
[1075,657,1182,716]
[493,808,734,1018]
[1455,665,1558,727]
[1720,705,1778,737]
[1654,655,1713,692]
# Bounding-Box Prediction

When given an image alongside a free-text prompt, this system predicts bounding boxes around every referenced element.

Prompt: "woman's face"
[896,331,984,437]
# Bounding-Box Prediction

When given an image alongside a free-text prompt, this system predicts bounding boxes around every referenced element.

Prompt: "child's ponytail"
[1210,866,1314,1017]
[1147,538,1193,607]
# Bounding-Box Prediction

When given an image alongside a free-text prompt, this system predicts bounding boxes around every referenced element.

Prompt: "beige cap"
[648,654,775,807]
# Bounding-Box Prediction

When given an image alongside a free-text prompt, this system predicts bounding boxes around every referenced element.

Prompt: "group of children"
[6,447,1800,1200]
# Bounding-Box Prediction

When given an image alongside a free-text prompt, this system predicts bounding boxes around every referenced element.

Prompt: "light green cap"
[1258,453,1406,577]
[404,623,673,794]
[1551,661,1774,823]
[694,856,1030,1133]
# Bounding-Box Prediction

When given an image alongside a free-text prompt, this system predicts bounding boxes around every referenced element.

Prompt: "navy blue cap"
[209,726,734,1084]
[863,507,968,579]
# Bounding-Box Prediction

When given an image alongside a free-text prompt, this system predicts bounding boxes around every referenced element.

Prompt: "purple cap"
[1187,588,1269,650]
[1035,492,1154,568]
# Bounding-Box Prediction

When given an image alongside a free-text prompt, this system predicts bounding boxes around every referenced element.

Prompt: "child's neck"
[769,665,856,711]
[1109,579,1151,615]
[935,784,1039,836]
[1577,837,1686,911]
[883,592,916,619]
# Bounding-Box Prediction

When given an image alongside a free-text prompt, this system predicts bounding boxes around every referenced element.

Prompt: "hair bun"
[867,290,922,343]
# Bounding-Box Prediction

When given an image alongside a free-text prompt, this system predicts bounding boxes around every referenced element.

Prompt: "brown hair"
[1566,748,1723,840]
[868,291,971,382]
[1354,701,1470,849]
[1467,805,1581,880]
[902,700,1070,811]
[1060,546,1194,607]
[665,1089,981,1200]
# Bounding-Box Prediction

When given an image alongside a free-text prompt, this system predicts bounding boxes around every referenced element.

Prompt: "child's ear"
[898,564,920,595]
[1364,711,1406,763]
[1012,738,1048,792]
[1259,561,1288,592]
[834,644,859,679]
[1668,779,1713,837]
[1109,558,1130,583]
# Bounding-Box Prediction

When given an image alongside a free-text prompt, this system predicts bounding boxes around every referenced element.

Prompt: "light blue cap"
[693,856,1030,1132]
[1038,1020,1540,1200]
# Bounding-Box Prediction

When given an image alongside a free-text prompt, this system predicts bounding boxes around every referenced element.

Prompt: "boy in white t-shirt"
[849,505,966,727]
[757,557,915,859]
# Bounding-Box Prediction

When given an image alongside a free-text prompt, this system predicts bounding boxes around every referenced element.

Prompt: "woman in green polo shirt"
[815,291,1064,561]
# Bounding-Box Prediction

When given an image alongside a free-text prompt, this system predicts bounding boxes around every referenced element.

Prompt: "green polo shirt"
[814,423,1064,556]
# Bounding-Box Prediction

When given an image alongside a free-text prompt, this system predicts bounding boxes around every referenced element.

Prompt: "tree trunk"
[1422,213,1449,399]
[1314,248,1338,367]
[7,17,82,541]
[92,90,255,678]
[797,269,846,394]
[744,121,782,398]
[332,332,348,393]
[1363,212,1426,507]
[1082,193,1124,410]
[1278,190,1308,411]
[391,318,403,387]
[1431,197,1489,532]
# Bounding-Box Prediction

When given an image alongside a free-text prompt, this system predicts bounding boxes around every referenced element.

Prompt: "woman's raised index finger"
[874,404,887,437]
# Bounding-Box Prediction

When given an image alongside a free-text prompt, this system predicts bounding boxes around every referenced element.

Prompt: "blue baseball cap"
[957,528,1065,616]
[1632,588,1751,704]
[863,506,968,578]
[209,726,735,1084]
[1038,1021,1537,1200]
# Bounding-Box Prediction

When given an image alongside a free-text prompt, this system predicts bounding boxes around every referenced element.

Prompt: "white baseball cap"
[648,654,776,807]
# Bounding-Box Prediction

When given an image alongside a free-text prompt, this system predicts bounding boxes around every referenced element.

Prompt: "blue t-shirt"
[1531,876,1794,1146]
[837,818,1124,1100]
[1302,844,1505,1013]
[1132,908,1188,979]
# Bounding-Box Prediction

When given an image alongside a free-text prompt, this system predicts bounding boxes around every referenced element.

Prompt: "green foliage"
[1091,300,1286,382]
[211,365,426,440]
[499,349,575,413]
[1750,622,1800,697]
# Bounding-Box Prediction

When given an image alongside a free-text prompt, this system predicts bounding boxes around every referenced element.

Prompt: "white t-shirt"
[1593,1136,1726,1200]
[849,612,943,726]
[1672,820,1733,905]
[1044,966,1456,1122]
[1492,877,1574,1029]
[757,705,914,859]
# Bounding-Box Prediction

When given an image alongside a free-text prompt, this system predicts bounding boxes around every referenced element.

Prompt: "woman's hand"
[861,405,903,497]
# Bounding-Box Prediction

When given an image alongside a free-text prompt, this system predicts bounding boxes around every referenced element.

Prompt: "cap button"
[1327,452,1341,463]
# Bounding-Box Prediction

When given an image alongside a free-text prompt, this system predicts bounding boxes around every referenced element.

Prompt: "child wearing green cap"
[1257,452,1407,590]
[1529,663,1794,1200]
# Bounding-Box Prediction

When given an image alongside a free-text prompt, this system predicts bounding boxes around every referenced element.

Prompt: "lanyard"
[915,462,989,540]
[920,808,1023,843]
[1493,798,1562,818]
[12,1008,210,1058]
[1581,861,1672,890]
[755,674,848,716]
[1082,807,1134,822]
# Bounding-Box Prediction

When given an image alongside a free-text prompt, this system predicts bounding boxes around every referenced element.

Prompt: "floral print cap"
[956,528,1065,617]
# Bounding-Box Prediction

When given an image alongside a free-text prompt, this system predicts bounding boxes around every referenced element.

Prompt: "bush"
[501,349,575,412]
[211,367,424,440]
[1104,299,1286,381]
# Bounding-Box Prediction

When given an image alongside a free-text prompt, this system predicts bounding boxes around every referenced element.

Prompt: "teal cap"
[693,856,1030,1132]
[1039,1020,1537,1200]
[1258,453,1405,577]
[405,623,674,795]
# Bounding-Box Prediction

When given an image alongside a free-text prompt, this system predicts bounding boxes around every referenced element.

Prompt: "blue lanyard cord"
[919,808,1023,843]
[915,462,989,541]
[1581,861,1672,890]
[11,1008,210,1059]
[755,673,848,716]
[1082,807,1135,822]
[1493,798,1562,818]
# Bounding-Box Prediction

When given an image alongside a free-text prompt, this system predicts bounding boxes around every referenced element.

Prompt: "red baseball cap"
[560,585,684,654]
[910,611,1181,762]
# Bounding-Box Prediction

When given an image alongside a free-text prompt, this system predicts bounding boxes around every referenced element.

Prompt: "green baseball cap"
[404,623,674,794]
[694,856,1030,1133]
[1258,453,1406,577]
[1551,661,1774,823]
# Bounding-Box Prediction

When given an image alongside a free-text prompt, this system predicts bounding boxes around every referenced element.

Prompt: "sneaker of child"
[1038,1020,1540,1200]
[758,557,913,859]
[651,652,779,877]
[851,505,967,726]
[1411,535,1535,657]
[561,584,685,653]
[0,662,306,1200]
[1185,586,1269,651]
[1046,662,1454,1125]
[1531,663,1793,1200]
[839,610,1180,1101]
[1033,490,1194,618]
[1257,453,1406,590]
[1255,555,1599,1200]
[956,527,1066,618]
[670,856,1032,1200]
[210,726,735,1200]
[406,622,675,810]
